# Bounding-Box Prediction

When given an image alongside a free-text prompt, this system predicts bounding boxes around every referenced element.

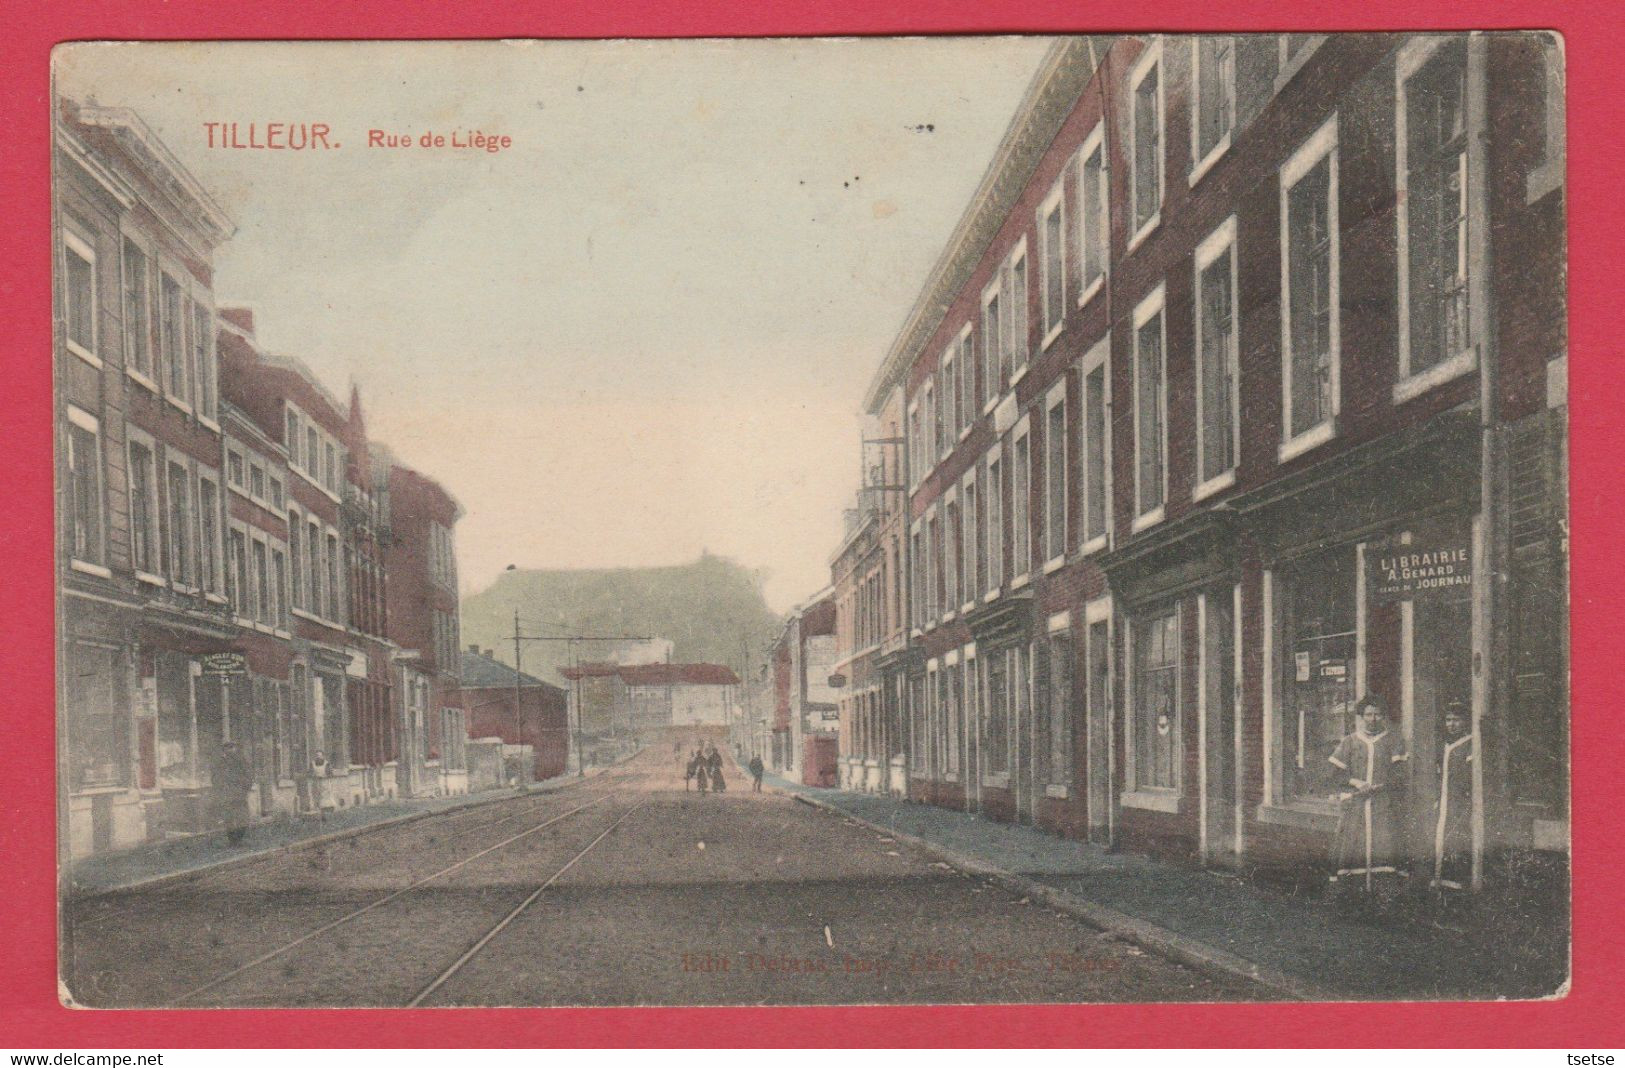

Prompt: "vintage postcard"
[51,34,1569,1009]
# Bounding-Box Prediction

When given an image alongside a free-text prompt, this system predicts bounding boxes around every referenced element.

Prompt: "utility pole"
[506,614,650,779]
[512,609,525,786]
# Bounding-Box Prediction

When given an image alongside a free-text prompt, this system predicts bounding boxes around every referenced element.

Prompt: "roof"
[861,38,1101,414]
[560,662,741,687]
[457,649,563,692]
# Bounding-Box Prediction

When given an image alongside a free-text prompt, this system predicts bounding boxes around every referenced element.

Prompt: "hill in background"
[459,551,784,688]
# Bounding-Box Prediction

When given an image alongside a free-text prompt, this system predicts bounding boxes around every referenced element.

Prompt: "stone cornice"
[862,36,1104,415]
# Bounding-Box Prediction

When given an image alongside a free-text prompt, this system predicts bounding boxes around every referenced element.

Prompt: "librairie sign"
[1368,533,1474,602]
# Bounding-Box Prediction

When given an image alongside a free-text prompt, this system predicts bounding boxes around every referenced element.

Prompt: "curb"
[68,764,618,903]
[792,791,1334,1002]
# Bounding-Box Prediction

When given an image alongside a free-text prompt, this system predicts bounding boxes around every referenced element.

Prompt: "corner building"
[862,34,1567,887]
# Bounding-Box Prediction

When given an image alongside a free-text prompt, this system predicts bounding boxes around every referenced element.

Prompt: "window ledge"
[1254,801,1338,832]
[135,570,166,587]
[958,425,974,443]
[1121,789,1181,813]
[983,773,1011,789]
[203,592,227,605]
[1041,322,1064,352]
[1010,363,1030,389]
[172,583,199,595]
[1189,136,1232,187]
[1278,421,1336,464]
[984,588,1000,604]
[198,415,222,434]
[1131,506,1165,534]
[1044,783,1071,799]
[982,397,999,418]
[66,341,103,369]
[1080,533,1109,557]
[1192,468,1237,503]
[1043,555,1066,575]
[127,368,160,394]
[69,559,112,579]
[1011,572,1031,591]
[165,396,194,417]
[943,773,960,784]
[1393,347,1477,405]
[942,609,957,624]
[1127,213,1161,255]
[1077,274,1104,310]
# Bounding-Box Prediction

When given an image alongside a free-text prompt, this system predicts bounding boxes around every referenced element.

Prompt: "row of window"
[284,402,346,498]
[287,507,345,627]
[906,630,1078,789]
[59,223,220,422]
[225,437,288,514]
[906,36,1478,581]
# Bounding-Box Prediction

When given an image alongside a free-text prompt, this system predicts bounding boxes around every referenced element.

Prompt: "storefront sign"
[1368,533,1474,602]
[201,652,247,676]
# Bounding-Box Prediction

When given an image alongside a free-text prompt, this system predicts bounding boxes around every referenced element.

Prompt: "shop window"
[1276,545,1358,804]
[1133,608,1180,792]
[67,643,126,790]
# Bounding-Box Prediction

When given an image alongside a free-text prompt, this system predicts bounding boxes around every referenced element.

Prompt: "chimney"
[485,648,495,659]
[467,643,480,655]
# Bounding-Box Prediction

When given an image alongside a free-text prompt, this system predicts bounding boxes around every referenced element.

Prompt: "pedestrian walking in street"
[706,744,726,793]
[211,740,255,846]
[692,749,710,793]
[1327,695,1410,910]
[1431,699,1475,896]
[749,754,764,792]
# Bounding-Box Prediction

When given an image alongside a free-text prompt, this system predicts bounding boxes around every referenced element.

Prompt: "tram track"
[164,792,620,1006]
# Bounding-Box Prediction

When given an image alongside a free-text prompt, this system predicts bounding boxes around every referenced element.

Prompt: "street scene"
[54,33,1569,1006]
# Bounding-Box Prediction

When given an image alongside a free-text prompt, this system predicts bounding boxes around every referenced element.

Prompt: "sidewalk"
[770,776,1568,1002]
[66,769,600,899]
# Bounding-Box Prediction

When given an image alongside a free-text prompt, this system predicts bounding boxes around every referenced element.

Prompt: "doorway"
[1086,617,1113,846]
[1200,588,1239,865]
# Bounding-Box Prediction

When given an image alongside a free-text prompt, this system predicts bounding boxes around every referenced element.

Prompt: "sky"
[56,38,1053,612]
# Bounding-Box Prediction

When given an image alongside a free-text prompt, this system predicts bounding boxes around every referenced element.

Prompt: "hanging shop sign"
[201,652,248,676]
[1368,532,1474,602]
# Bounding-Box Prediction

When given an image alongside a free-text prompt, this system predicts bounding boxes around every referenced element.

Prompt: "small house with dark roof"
[449,645,569,783]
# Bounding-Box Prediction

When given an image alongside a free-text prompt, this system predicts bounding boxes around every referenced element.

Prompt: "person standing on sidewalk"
[1430,699,1475,894]
[1327,695,1409,906]
[749,754,764,792]
[211,741,255,846]
[706,744,726,792]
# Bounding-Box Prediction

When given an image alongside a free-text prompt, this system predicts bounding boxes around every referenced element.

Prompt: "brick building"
[769,592,839,786]
[452,647,569,783]
[55,100,236,856]
[56,96,476,857]
[853,34,1567,886]
[377,449,468,797]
